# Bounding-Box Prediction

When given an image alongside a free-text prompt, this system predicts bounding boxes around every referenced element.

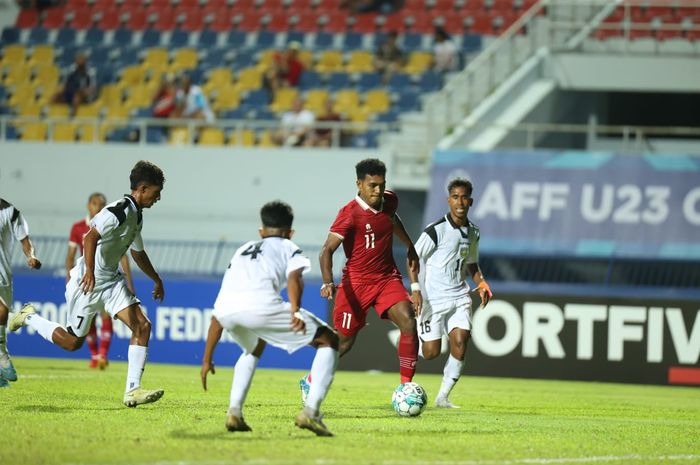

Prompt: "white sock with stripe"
[229,352,259,417]
[437,355,464,399]
[304,347,338,417]
[126,345,147,392]
[25,314,61,343]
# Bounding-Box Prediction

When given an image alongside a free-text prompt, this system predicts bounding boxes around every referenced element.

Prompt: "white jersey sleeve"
[130,229,144,252]
[11,209,29,242]
[415,230,437,261]
[91,207,120,237]
[466,222,480,264]
[286,243,311,276]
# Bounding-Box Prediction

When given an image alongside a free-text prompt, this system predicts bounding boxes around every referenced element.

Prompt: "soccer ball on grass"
[391,382,427,417]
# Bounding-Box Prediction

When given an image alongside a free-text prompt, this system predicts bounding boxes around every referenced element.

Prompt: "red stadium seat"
[322,12,349,33]
[237,11,264,32]
[97,8,122,30]
[92,0,116,11]
[292,11,319,32]
[232,0,258,10]
[465,12,492,34]
[352,13,379,33]
[402,0,424,12]
[15,9,39,28]
[207,9,236,32]
[264,10,290,32]
[428,0,454,13]
[66,0,90,8]
[407,13,434,34]
[440,14,464,35]
[68,7,93,30]
[261,0,286,10]
[382,13,406,33]
[42,7,67,29]
[178,8,204,32]
[177,0,202,8]
[287,0,313,9]
[154,10,177,31]
[125,7,148,30]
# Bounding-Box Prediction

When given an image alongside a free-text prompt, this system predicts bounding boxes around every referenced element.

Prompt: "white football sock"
[304,347,338,417]
[25,314,61,343]
[437,355,464,399]
[229,353,259,416]
[126,345,147,392]
[0,325,7,356]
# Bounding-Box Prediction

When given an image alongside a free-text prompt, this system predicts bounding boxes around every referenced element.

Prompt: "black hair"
[88,192,106,203]
[260,201,294,229]
[356,158,386,180]
[447,178,473,196]
[130,160,165,190]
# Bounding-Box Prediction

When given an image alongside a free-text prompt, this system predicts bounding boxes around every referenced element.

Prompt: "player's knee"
[422,344,440,360]
[66,338,85,352]
[398,315,416,334]
[134,319,152,338]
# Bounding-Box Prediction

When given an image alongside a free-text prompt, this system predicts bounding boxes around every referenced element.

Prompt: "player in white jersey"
[414,178,493,408]
[10,161,167,407]
[0,199,41,388]
[201,201,339,437]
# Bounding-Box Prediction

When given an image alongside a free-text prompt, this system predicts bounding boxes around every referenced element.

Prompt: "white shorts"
[418,296,472,342]
[64,274,140,338]
[213,303,329,354]
[0,285,11,309]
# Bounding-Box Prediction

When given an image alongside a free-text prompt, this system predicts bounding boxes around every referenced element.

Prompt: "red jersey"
[69,218,90,255]
[330,190,402,284]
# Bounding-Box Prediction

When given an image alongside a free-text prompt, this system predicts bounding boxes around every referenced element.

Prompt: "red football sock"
[86,321,98,357]
[398,331,418,383]
[99,315,113,358]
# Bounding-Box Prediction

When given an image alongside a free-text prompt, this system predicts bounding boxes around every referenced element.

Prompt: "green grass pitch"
[1,357,699,465]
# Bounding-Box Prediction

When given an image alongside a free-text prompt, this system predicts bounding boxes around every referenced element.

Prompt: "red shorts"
[333,278,411,336]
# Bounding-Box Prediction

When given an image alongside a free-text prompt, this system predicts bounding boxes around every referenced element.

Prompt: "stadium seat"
[43,7,67,29]
[312,32,334,50]
[8,84,36,107]
[52,122,77,142]
[198,29,219,48]
[55,28,77,47]
[404,51,433,74]
[3,65,31,87]
[257,129,276,147]
[113,28,133,47]
[226,30,248,48]
[1,27,20,44]
[364,89,390,113]
[20,122,48,141]
[346,51,374,73]
[418,70,442,91]
[30,45,55,65]
[243,89,269,106]
[170,29,191,48]
[228,128,256,146]
[27,27,49,45]
[256,30,277,48]
[15,9,39,29]
[269,87,298,112]
[199,127,225,145]
[304,89,328,113]
[342,32,364,51]
[69,7,94,30]
[315,51,344,73]
[326,72,351,90]
[357,72,382,91]
[210,86,240,111]
[298,70,322,90]
[1,44,26,65]
[334,89,360,114]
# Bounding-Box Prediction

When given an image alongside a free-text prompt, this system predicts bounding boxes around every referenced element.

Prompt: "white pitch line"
[65,454,700,465]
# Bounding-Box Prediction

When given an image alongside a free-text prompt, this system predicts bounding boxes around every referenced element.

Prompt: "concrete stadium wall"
[0,143,392,247]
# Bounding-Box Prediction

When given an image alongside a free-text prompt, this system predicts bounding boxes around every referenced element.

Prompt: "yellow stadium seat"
[52,122,77,142]
[17,102,43,117]
[228,129,256,146]
[211,86,240,111]
[404,51,433,74]
[257,130,277,147]
[3,64,31,86]
[1,45,25,65]
[172,48,198,68]
[346,51,374,73]
[207,68,233,86]
[98,84,124,107]
[299,50,313,68]
[77,123,103,142]
[75,103,102,118]
[334,89,360,114]
[236,67,262,91]
[169,62,195,75]
[304,89,328,113]
[47,103,71,117]
[105,105,129,119]
[363,89,390,114]
[32,64,60,86]
[169,127,192,145]
[124,85,153,108]
[142,63,168,82]
[144,48,169,66]
[269,88,298,113]
[20,122,47,141]
[35,84,59,105]
[198,127,225,146]
[8,84,35,107]
[29,45,54,64]
[120,65,145,86]
[257,50,277,71]
[315,51,344,73]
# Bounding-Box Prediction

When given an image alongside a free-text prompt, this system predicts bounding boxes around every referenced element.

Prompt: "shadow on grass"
[170,428,326,442]
[15,404,123,413]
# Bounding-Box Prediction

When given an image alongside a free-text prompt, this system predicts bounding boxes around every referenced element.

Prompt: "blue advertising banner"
[427,150,700,259]
[6,273,328,369]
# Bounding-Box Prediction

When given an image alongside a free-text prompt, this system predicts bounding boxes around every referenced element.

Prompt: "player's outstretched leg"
[435,329,469,409]
[117,304,164,407]
[226,338,264,432]
[295,327,338,437]
[0,304,18,382]
[86,320,99,368]
[97,312,112,370]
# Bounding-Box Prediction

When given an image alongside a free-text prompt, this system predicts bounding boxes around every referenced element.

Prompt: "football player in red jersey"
[66,193,133,369]
[301,158,422,401]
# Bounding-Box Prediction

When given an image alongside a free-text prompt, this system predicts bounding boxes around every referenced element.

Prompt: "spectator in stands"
[17,0,66,9]
[276,97,316,147]
[374,32,404,83]
[52,52,95,113]
[342,0,400,14]
[433,26,459,73]
[275,41,305,88]
[152,74,176,119]
[173,74,215,123]
[315,98,345,148]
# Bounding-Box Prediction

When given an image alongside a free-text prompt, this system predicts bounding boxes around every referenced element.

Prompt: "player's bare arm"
[120,255,135,293]
[80,228,100,294]
[130,249,164,302]
[467,263,492,308]
[391,215,423,315]
[20,236,41,269]
[319,233,343,300]
[65,243,77,283]
[201,317,223,391]
[287,267,307,334]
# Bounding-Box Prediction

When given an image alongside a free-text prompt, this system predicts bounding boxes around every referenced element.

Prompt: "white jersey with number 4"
[414,214,480,306]
[0,199,29,287]
[71,194,144,289]
[214,236,311,313]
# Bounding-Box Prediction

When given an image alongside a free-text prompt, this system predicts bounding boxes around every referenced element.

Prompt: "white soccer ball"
[391,382,427,417]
